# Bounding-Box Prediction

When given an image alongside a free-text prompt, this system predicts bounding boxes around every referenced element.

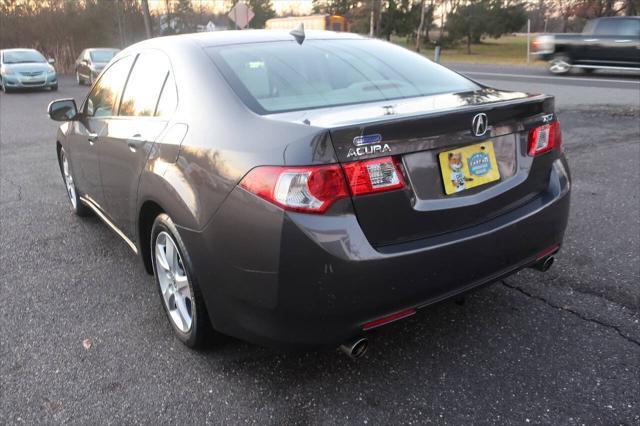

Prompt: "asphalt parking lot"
[1,68,639,424]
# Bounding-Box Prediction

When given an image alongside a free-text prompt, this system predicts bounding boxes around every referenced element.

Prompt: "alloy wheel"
[155,231,193,333]
[61,153,77,209]
[549,57,570,74]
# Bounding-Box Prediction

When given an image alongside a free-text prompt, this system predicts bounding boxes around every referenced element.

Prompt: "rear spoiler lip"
[325,92,554,131]
[326,94,556,163]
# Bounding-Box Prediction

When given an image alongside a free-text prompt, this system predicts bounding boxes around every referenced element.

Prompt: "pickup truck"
[533,16,640,74]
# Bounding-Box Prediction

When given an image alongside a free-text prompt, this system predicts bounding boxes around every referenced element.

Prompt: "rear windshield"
[207,39,479,114]
[90,50,119,63]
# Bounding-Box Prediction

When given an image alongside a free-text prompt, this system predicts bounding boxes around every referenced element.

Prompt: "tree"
[173,0,195,33]
[248,0,275,29]
[380,0,421,40]
[447,0,526,54]
[141,0,152,38]
[313,0,357,15]
[415,0,435,52]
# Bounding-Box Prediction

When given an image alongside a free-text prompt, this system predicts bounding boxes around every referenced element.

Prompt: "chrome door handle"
[614,39,631,43]
[584,38,598,42]
[87,132,98,144]
[127,134,145,151]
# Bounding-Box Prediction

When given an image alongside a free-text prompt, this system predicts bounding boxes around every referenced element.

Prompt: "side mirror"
[48,99,78,121]
[48,58,56,65]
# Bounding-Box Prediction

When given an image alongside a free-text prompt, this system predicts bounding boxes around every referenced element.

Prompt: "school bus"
[265,14,347,32]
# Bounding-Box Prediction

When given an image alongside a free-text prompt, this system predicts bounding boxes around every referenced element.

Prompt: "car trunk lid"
[325,89,556,246]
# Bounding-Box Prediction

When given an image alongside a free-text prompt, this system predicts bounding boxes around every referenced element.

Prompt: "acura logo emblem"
[472,113,488,137]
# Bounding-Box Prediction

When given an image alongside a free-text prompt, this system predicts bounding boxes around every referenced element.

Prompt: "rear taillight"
[239,164,349,214]
[239,156,405,214]
[342,157,405,196]
[528,120,562,156]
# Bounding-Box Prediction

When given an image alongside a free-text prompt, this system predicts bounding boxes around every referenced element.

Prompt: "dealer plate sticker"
[438,141,500,195]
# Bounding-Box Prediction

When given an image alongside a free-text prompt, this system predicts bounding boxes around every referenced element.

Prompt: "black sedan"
[48,30,570,356]
[74,47,120,85]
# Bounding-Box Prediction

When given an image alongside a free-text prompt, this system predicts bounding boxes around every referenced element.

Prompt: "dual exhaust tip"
[532,255,555,272]
[339,337,369,359]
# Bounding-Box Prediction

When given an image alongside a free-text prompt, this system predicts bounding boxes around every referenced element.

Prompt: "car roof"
[154,30,365,48]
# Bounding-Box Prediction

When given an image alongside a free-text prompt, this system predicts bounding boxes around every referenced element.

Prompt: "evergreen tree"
[248,0,276,29]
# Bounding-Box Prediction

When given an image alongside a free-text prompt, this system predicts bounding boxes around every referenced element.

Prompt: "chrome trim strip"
[79,195,139,255]
[572,64,640,71]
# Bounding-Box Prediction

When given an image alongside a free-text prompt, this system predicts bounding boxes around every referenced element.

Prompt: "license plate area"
[438,141,501,195]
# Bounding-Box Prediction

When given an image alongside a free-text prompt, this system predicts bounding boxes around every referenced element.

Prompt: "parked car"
[533,16,640,74]
[48,30,570,356]
[0,48,57,92]
[75,48,120,85]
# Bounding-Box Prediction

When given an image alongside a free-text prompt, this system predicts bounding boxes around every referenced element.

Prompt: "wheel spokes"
[155,244,171,272]
[173,295,192,331]
[174,274,189,295]
[155,231,194,333]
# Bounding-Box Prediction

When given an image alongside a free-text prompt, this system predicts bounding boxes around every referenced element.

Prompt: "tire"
[51,84,58,91]
[151,213,212,348]
[76,70,83,85]
[1,79,10,93]
[89,72,95,86]
[59,148,91,217]
[549,53,571,75]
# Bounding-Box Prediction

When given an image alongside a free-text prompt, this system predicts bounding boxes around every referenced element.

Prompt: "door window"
[595,19,640,36]
[85,55,134,117]
[119,51,171,117]
[616,20,640,37]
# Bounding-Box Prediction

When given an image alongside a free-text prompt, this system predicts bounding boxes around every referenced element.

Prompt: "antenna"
[290,23,305,45]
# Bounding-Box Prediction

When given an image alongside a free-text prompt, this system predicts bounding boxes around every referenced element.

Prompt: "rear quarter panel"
[134,37,338,233]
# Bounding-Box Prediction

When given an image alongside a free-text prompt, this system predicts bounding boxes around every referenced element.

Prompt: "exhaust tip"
[532,255,555,272]
[340,337,369,359]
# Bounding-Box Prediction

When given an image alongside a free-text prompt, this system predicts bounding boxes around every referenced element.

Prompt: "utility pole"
[116,0,125,48]
[526,18,531,64]
[142,0,152,39]
[369,0,374,37]
[416,0,426,52]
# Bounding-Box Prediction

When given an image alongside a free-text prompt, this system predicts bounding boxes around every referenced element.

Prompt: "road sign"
[228,2,254,30]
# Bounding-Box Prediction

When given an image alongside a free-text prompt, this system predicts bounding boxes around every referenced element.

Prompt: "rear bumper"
[179,158,571,348]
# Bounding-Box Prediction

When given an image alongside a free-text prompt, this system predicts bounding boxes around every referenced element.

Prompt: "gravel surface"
[1,72,638,425]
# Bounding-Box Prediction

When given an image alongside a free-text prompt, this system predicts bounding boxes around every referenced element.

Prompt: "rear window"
[595,18,640,36]
[207,39,479,114]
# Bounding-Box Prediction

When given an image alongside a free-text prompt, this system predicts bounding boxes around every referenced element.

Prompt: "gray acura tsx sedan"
[48,30,570,356]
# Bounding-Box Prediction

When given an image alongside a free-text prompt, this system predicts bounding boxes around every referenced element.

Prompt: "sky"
[147,0,315,16]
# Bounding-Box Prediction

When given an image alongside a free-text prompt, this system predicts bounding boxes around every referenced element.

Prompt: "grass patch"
[391,35,546,66]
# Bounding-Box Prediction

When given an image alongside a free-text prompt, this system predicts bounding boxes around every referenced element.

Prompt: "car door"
[589,18,638,66]
[75,50,85,75]
[612,19,640,66]
[70,55,134,210]
[98,50,175,239]
[79,50,91,80]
